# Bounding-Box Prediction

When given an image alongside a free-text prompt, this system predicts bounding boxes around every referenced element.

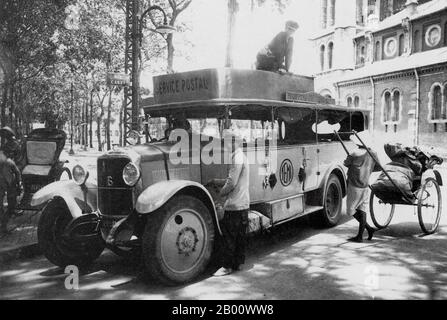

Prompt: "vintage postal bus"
[32,68,369,284]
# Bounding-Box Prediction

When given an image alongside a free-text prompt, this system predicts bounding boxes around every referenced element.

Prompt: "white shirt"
[221,148,250,211]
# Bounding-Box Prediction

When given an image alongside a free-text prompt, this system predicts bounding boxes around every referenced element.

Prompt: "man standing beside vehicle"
[0,150,23,235]
[344,132,380,243]
[209,131,250,276]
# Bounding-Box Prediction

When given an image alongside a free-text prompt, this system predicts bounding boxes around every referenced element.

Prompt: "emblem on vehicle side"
[280,159,294,187]
[106,176,114,187]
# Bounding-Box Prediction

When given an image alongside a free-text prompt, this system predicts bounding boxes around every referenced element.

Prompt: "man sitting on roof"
[255,20,299,74]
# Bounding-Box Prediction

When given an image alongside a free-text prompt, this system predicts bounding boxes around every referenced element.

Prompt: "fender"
[31,180,98,219]
[319,163,348,204]
[136,180,222,234]
[433,170,443,186]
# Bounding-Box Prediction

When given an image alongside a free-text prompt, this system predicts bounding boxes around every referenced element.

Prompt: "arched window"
[444,83,447,119]
[328,0,336,26]
[414,30,421,52]
[392,91,400,122]
[321,0,328,29]
[347,96,353,108]
[356,96,361,108]
[383,91,392,123]
[375,41,381,61]
[398,34,405,56]
[431,85,442,120]
[359,45,366,65]
[328,42,334,69]
[320,45,326,71]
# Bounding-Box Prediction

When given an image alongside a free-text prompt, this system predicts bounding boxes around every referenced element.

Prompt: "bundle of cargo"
[370,143,442,203]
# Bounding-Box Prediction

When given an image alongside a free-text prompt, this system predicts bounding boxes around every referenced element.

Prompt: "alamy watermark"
[64,265,79,291]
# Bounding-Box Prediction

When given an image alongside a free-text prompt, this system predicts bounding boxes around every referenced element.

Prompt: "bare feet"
[213,267,233,277]
[347,236,363,243]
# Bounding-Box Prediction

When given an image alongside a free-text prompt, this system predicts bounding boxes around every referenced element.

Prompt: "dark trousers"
[256,53,280,72]
[0,188,17,230]
[220,210,249,269]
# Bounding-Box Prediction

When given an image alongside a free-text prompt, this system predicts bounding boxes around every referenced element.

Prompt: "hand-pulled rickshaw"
[342,131,443,235]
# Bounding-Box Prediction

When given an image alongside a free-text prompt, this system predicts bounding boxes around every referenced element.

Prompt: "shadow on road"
[1,213,447,300]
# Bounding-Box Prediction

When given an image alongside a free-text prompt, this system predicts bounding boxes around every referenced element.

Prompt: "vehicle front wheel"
[37,199,104,268]
[142,195,215,285]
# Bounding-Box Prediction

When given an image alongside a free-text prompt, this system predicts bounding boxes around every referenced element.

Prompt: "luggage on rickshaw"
[368,142,443,235]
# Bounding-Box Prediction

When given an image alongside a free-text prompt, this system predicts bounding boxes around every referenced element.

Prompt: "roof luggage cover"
[152,68,315,106]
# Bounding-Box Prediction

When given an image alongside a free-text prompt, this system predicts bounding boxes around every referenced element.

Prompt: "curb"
[0,243,41,265]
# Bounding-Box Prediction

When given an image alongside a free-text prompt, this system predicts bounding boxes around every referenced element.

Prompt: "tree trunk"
[97,113,103,152]
[1,83,7,129]
[106,89,112,151]
[81,99,85,146]
[225,0,239,68]
[9,84,14,129]
[89,91,93,148]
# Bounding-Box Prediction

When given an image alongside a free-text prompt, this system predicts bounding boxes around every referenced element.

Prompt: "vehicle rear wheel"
[418,178,442,235]
[369,191,395,229]
[38,199,104,268]
[142,195,215,285]
[311,175,343,227]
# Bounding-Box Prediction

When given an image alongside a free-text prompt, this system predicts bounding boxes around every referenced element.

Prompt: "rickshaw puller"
[344,132,380,243]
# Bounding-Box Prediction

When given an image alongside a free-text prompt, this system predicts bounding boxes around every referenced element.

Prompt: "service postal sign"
[153,69,219,105]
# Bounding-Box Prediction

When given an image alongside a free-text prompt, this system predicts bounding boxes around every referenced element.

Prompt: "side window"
[316,109,351,142]
[189,118,221,139]
[428,83,446,130]
[351,111,366,132]
[275,107,316,145]
[229,106,273,144]
[148,117,169,141]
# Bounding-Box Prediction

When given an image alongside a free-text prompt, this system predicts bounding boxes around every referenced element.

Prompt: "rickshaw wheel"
[418,177,442,235]
[369,191,395,229]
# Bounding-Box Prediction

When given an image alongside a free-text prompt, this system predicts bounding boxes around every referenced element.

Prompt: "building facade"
[311,0,447,148]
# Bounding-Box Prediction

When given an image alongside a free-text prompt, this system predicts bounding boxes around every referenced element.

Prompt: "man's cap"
[286,20,299,31]
[0,126,15,138]
[350,131,372,147]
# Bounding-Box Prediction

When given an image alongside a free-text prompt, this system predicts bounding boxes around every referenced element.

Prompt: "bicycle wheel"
[369,191,395,229]
[418,178,442,235]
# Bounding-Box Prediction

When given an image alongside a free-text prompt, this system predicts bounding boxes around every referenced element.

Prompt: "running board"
[247,205,324,233]
[273,205,324,227]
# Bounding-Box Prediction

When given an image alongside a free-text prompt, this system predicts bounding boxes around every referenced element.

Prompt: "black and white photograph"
[1,0,447,305]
